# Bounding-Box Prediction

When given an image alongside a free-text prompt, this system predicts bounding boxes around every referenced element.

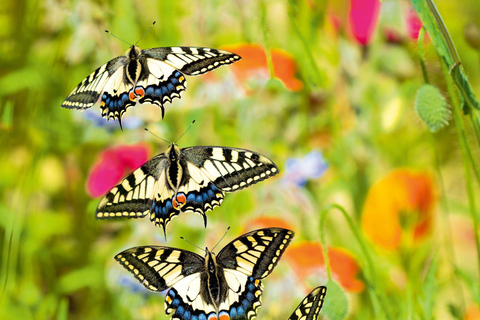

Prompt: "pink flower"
[349,0,381,45]
[86,144,151,197]
[406,8,423,40]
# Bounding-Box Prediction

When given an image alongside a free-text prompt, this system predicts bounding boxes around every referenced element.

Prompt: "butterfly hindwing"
[143,46,241,76]
[288,286,327,320]
[149,163,225,233]
[95,154,166,220]
[62,56,126,110]
[115,246,204,292]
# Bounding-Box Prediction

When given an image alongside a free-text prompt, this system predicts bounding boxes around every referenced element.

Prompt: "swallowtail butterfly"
[62,42,240,129]
[115,227,294,320]
[96,144,278,236]
[288,286,327,320]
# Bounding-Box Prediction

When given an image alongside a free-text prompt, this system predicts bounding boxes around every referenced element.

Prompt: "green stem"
[260,0,274,79]
[319,203,393,319]
[425,0,460,64]
[430,134,467,313]
[418,28,430,84]
[287,5,323,86]
[439,58,480,280]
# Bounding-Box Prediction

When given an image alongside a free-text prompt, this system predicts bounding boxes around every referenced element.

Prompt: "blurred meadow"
[2,0,480,319]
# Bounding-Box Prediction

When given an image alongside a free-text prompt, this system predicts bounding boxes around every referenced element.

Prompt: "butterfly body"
[62,45,241,128]
[96,145,278,236]
[115,228,294,320]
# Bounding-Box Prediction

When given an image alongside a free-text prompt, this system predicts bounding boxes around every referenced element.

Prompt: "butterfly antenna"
[135,21,156,46]
[174,120,196,144]
[144,128,170,144]
[180,236,206,253]
[212,226,231,252]
[104,29,131,46]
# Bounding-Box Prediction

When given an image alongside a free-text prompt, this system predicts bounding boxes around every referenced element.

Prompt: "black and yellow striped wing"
[61,56,126,110]
[96,154,166,220]
[289,286,327,320]
[115,246,204,292]
[143,46,241,76]
[217,227,294,279]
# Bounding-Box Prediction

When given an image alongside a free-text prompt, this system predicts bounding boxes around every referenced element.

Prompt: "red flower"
[86,144,151,197]
[361,169,436,250]
[285,241,365,293]
[406,8,423,40]
[349,0,381,45]
[222,44,303,91]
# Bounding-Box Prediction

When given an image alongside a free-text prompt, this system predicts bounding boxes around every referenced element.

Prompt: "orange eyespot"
[173,193,187,210]
[128,90,136,101]
[134,87,145,98]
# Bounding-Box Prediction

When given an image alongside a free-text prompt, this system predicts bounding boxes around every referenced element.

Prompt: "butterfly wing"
[213,228,295,319]
[115,246,204,292]
[95,154,166,220]
[143,46,241,76]
[288,286,327,320]
[183,146,279,192]
[61,56,126,110]
[217,227,294,279]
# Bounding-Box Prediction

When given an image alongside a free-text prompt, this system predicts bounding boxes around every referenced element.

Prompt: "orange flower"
[222,44,303,91]
[361,169,436,250]
[465,304,480,320]
[285,241,365,293]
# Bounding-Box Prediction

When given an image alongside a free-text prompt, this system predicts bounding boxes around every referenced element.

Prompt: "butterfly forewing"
[182,146,279,192]
[218,228,294,279]
[96,154,166,220]
[115,246,204,292]
[143,46,241,76]
[62,56,126,110]
[289,286,327,320]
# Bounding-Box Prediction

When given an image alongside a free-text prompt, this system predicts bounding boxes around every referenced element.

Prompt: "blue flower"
[282,150,328,187]
[81,109,143,129]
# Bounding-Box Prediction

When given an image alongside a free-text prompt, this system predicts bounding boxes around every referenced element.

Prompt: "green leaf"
[419,256,438,320]
[323,279,349,320]
[415,84,450,132]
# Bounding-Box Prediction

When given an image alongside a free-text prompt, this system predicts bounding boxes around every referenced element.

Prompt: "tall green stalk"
[319,203,394,319]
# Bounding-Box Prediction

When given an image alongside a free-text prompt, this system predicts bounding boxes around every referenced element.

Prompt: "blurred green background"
[2,0,480,319]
